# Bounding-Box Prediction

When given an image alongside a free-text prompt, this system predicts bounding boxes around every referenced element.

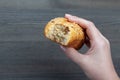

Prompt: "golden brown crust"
[44,17,85,50]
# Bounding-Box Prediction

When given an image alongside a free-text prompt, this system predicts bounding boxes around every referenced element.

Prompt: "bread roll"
[44,17,85,50]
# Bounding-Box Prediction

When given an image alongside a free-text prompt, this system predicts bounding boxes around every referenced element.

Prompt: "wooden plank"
[0,9,120,80]
[0,0,120,9]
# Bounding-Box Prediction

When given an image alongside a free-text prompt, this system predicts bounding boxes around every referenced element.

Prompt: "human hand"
[60,14,119,80]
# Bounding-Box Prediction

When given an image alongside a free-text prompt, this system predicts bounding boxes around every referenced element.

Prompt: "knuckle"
[98,41,106,47]
[97,38,110,47]
[88,21,94,26]
[105,38,110,45]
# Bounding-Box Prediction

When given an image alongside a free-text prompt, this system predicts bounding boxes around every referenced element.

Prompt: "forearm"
[102,73,119,80]
[102,65,120,80]
[105,71,119,80]
[90,70,120,80]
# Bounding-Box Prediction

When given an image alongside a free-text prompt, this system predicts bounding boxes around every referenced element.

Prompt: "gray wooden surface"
[0,0,120,80]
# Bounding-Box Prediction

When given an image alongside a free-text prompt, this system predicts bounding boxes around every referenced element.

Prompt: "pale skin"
[60,14,120,80]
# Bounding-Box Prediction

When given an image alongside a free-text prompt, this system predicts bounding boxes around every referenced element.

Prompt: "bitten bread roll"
[44,17,85,50]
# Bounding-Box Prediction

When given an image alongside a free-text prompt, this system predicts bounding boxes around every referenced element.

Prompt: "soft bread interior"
[47,24,70,45]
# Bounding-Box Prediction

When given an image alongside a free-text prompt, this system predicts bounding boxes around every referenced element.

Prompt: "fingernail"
[60,46,66,51]
[65,14,72,17]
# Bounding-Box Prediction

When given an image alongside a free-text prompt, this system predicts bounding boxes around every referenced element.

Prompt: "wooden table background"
[0,0,120,80]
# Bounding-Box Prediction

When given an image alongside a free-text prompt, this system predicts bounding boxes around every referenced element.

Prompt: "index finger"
[65,14,101,41]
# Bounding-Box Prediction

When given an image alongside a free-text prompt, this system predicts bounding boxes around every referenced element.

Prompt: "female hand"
[60,14,119,80]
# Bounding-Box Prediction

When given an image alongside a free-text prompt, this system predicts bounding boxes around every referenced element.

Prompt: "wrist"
[103,69,119,80]
[91,68,119,80]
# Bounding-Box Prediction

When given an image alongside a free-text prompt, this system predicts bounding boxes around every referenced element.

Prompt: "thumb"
[60,46,85,65]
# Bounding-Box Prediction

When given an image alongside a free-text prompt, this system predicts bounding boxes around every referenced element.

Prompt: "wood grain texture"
[0,8,120,80]
[0,0,120,9]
